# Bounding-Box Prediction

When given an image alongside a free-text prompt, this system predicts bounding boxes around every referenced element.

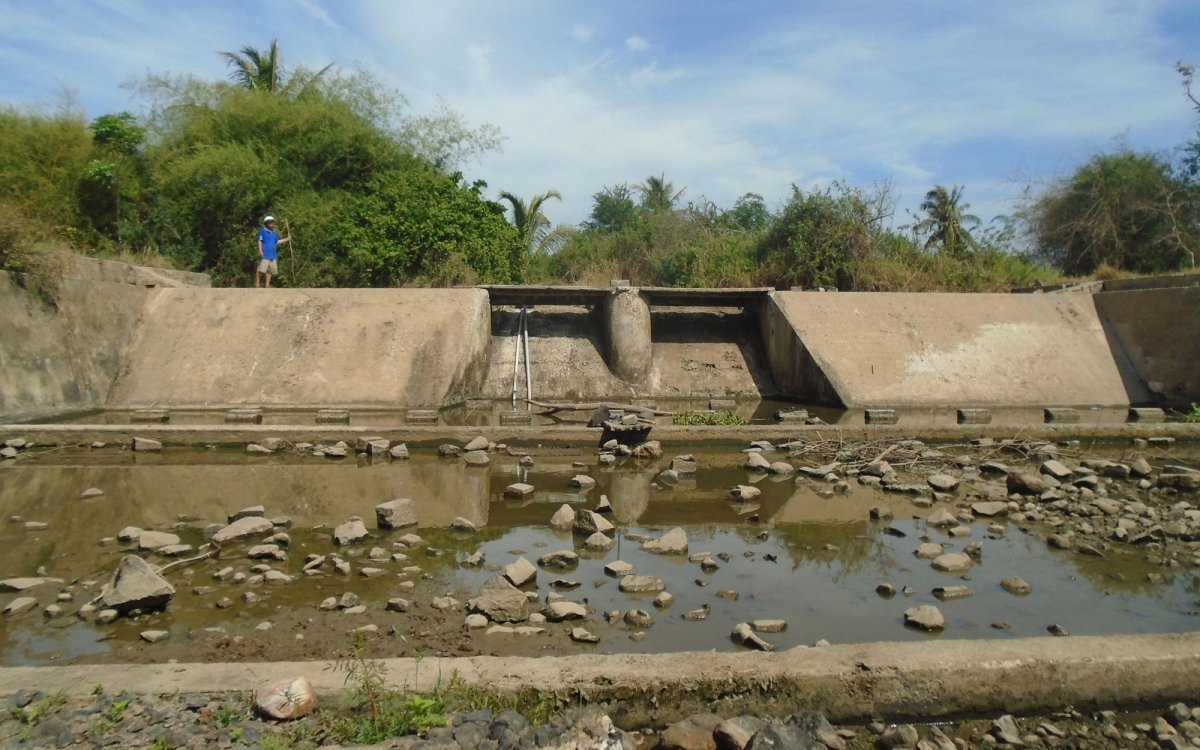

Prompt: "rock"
[927,474,959,492]
[619,575,666,593]
[880,725,919,749]
[746,452,772,471]
[464,450,490,466]
[769,462,795,475]
[549,504,576,530]
[642,527,688,554]
[716,717,767,750]
[605,560,634,577]
[870,506,894,520]
[914,543,944,559]
[248,544,284,560]
[132,437,162,452]
[931,553,972,572]
[1001,576,1032,595]
[538,550,579,568]
[504,557,538,587]
[571,475,597,490]
[213,516,274,544]
[376,499,418,530]
[731,622,775,651]
[654,591,675,608]
[1041,460,1073,479]
[596,495,612,513]
[570,627,600,643]
[728,485,762,502]
[624,609,655,628]
[747,723,819,750]
[0,578,62,593]
[140,630,169,643]
[158,544,193,557]
[117,526,143,542]
[584,532,614,551]
[333,517,369,546]
[464,436,490,452]
[360,567,386,578]
[386,598,409,612]
[662,713,723,750]
[255,676,316,720]
[3,597,37,617]
[390,443,409,459]
[505,483,536,498]
[904,605,946,631]
[136,531,181,551]
[926,508,956,527]
[23,521,47,531]
[1130,457,1153,478]
[1007,473,1047,495]
[452,516,477,532]
[546,601,586,621]
[246,443,273,454]
[632,441,663,459]
[102,555,175,613]
[1159,473,1200,492]
[932,586,972,601]
[95,609,119,624]
[80,487,104,500]
[431,596,460,610]
[469,575,529,623]
[574,509,615,535]
[752,619,787,633]
[684,606,710,621]
[970,501,1009,517]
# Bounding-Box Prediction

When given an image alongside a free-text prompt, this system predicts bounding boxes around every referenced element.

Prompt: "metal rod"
[511,308,523,407]
[523,308,533,410]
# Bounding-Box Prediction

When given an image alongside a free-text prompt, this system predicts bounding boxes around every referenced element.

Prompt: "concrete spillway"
[1,258,1197,422]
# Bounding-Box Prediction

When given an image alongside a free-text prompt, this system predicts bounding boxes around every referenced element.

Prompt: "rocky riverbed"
[0,433,1196,664]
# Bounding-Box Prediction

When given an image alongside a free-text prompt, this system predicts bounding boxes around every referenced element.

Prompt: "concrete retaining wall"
[1094,287,1200,407]
[763,291,1142,408]
[107,287,492,408]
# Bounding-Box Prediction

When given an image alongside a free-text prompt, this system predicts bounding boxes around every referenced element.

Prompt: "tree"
[218,39,332,98]
[1027,150,1197,275]
[913,185,980,257]
[585,184,641,233]
[498,189,575,279]
[634,173,685,211]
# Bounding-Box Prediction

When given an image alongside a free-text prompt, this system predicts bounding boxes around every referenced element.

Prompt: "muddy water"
[0,445,1197,666]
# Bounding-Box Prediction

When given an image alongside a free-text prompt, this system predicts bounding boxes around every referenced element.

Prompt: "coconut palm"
[219,40,332,96]
[633,173,685,212]
[914,185,981,257]
[499,190,576,278]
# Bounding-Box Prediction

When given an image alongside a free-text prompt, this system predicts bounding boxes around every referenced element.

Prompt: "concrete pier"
[603,288,653,384]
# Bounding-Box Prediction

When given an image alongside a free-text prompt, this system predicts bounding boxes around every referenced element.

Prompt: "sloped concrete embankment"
[1094,286,1200,408]
[107,287,491,408]
[761,291,1145,408]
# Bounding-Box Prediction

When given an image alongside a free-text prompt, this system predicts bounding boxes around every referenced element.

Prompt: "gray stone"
[914,543,944,559]
[584,532,614,551]
[546,601,586,621]
[747,723,819,750]
[571,475,597,490]
[333,517,370,546]
[574,509,615,535]
[464,450,490,466]
[469,575,529,623]
[880,725,919,749]
[102,555,175,613]
[140,630,169,643]
[971,501,1008,517]
[3,597,37,617]
[538,550,579,569]
[716,717,767,750]
[376,499,418,530]
[751,619,787,633]
[212,516,274,544]
[464,436,490,452]
[0,578,61,593]
[931,553,972,572]
[746,452,772,471]
[505,482,536,498]
[605,560,634,577]
[1007,473,1047,495]
[731,622,775,651]
[728,485,762,501]
[624,609,655,628]
[619,575,666,593]
[904,605,946,631]
[452,516,477,532]
[927,474,959,492]
[932,586,972,601]
[1041,460,1073,479]
[504,557,538,587]
[642,527,688,554]
[570,627,600,643]
[926,508,956,527]
[389,443,410,459]
[549,504,576,530]
[132,437,162,452]
[1001,576,1032,595]
[662,713,723,750]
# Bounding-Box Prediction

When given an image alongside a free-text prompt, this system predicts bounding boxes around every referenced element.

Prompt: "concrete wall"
[763,291,1142,408]
[0,272,151,422]
[107,287,491,408]
[1093,287,1200,407]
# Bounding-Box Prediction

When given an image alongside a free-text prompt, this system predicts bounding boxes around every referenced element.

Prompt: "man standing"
[255,215,291,288]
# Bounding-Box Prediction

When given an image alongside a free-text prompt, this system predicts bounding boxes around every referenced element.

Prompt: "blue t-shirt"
[258,227,279,260]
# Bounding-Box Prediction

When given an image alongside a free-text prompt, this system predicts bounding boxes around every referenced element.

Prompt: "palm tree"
[914,185,981,257]
[219,39,332,96]
[499,190,576,277]
[633,173,685,211]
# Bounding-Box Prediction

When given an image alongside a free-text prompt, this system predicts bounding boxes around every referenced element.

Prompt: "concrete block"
[131,409,170,424]
[631,399,658,410]
[315,409,350,424]
[864,409,898,425]
[225,408,263,424]
[499,411,532,426]
[1044,408,1079,424]
[1128,407,1166,423]
[957,409,992,425]
[709,398,737,411]
[777,410,809,423]
[405,410,438,425]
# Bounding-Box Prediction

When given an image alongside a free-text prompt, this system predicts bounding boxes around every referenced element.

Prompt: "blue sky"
[2,0,1198,231]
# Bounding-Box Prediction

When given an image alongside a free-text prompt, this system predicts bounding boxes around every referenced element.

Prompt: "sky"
[2,0,1199,231]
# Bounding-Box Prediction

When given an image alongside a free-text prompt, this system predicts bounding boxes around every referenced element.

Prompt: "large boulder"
[1007,473,1047,496]
[255,676,316,720]
[504,557,538,587]
[574,509,614,535]
[549,504,576,530]
[103,555,175,613]
[469,575,529,623]
[376,499,418,530]
[662,713,723,750]
[642,527,688,555]
[212,516,274,544]
[334,517,370,546]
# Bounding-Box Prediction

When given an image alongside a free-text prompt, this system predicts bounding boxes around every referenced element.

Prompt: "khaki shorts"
[258,259,278,274]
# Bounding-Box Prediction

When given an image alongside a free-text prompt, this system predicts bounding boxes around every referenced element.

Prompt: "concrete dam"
[1,256,1197,424]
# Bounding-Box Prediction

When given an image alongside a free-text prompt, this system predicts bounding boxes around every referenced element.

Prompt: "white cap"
[263,215,275,224]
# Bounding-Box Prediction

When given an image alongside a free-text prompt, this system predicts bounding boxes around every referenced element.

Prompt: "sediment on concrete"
[1,633,1197,726]
[2,421,1197,448]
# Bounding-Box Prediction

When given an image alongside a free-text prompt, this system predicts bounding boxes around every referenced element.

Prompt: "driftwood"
[525,399,674,416]
[156,549,215,575]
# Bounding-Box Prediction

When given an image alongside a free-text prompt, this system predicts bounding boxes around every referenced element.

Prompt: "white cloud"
[625,36,649,52]
[568,24,593,43]
[294,0,341,30]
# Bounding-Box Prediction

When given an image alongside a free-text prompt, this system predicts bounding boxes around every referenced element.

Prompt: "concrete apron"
[1,632,1198,725]
[1,422,1198,447]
